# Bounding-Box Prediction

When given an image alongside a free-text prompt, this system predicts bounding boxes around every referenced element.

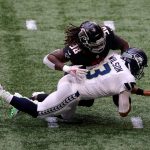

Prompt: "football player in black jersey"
[32,21,129,107]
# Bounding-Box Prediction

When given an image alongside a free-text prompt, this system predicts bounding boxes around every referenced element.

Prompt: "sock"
[10,96,38,117]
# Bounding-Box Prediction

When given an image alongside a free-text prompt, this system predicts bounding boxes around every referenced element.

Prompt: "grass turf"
[0,0,150,149]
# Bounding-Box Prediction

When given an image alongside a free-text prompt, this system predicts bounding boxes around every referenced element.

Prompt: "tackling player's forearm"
[43,54,64,70]
[114,35,129,53]
[43,49,67,71]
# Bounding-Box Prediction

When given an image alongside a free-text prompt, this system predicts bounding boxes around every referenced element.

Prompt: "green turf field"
[0,0,150,149]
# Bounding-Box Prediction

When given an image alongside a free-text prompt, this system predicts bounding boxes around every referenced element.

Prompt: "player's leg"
[11,94,91,118]
[37,81,79,118]
[0,86,38,117]
[0,82,80,118]
[30,93,79,121]
[31,93,94,107]
[9,92,49,117]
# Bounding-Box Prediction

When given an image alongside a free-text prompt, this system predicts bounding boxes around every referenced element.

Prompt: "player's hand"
[63,65,88,76]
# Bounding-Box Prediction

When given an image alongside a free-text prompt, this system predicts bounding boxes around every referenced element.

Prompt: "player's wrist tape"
[136,88,144,95]
[62,65,70,72]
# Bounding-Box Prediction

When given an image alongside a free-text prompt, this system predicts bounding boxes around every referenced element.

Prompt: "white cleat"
[0,85,13,103]
[0,84,4,91]
[0,84,4,96]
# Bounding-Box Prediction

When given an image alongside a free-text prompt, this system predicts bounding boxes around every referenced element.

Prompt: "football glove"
[63,65,88,76]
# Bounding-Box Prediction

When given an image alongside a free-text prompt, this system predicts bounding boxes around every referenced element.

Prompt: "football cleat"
[0,84,4,95]
[9,107,20,118]
[0,84,12,100]
[0,84,3,90]
[9,92,22,118]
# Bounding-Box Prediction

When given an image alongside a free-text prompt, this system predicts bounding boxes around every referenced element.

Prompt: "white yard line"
[26,19,37,30]
[104,21,115,31]
[131,116,144,129]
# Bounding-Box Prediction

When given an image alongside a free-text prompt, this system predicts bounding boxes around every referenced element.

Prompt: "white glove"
[63,65,88,76]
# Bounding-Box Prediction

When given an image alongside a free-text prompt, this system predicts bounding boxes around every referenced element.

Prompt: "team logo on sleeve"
[65,51,71,59]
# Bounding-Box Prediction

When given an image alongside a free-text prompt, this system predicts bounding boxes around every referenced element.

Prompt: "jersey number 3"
[86,63,111,79]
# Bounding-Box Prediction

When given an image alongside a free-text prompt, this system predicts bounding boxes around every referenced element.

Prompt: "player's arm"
[118,91,131,117]
[43,49,67,71]
[104,26,129,53]
[43,49,88,75]
[113,34,129,53]
[118,83,150,117]
[131,87,150,96]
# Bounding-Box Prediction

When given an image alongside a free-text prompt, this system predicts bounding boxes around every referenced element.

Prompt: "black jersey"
[63,26,121,66]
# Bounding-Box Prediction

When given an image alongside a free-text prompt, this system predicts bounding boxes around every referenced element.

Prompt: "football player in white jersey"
[0,48,148,121]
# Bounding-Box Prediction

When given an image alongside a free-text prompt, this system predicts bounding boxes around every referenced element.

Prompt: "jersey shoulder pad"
[101,25,114,37]
[63,45,73,60]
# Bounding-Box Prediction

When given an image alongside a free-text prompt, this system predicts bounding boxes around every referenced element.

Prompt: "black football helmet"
[78,21,106,54]
[122,48,148,79]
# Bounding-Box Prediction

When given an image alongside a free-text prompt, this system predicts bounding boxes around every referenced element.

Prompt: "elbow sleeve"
[43,55,55,69]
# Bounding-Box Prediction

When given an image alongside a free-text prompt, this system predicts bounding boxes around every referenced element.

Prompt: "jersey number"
[86,63,111,79]
[69,45,81,54]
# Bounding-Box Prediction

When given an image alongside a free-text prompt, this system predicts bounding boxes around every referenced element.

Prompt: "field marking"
[104,21,115,31]
[131,116,143,129]
[26,19,37,30]
[45,117,59,128]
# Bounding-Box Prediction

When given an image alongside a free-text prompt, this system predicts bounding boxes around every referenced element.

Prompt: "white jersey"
[74,52,136,100]
[37,52,136,117]
[57,52,135,101]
